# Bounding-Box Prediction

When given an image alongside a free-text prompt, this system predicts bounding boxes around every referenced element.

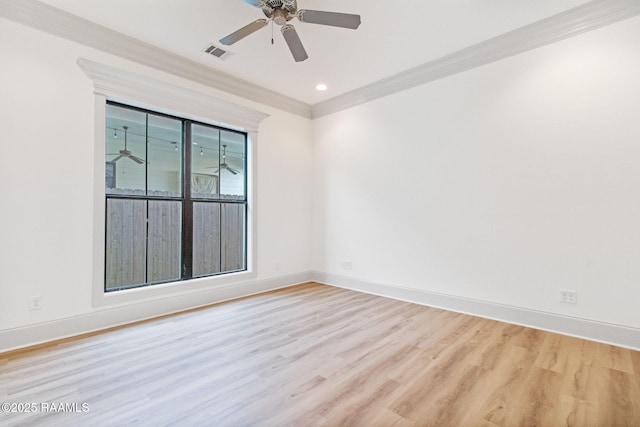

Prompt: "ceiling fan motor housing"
[262,0,297,22]
[266,0,296,10]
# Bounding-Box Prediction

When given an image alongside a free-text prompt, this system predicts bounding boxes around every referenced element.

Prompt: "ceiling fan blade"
[227,166,240,175]
[297,10,361,29]
[129,155,145,164]
[243,0,263,7]
[220,19,268,45]
[281,24,308,62]
[111,154,125,162]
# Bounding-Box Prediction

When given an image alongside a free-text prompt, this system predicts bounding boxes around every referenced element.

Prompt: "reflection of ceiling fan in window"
[207,145,239,175]
[109,126,144,164]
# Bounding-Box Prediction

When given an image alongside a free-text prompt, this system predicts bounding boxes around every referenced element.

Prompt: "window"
[105,102,247,291]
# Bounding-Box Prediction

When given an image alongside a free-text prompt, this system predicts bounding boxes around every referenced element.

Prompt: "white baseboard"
[0,272,312,354]
[4,271,638,354]
[311,271,640,351]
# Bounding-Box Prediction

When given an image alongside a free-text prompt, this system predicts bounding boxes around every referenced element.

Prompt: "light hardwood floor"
[1,282,639,426]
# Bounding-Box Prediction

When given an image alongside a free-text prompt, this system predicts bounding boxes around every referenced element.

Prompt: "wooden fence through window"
[106,190,244,289]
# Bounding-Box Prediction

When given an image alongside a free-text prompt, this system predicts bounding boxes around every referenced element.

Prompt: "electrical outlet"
[341,261,353,271]
[560,290,577,304]
[29,295,42,311]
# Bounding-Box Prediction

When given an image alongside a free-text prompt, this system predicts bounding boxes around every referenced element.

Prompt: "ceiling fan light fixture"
[273,8,288,25]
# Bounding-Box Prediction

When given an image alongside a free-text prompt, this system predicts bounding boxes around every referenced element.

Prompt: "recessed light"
[315,83,328,91]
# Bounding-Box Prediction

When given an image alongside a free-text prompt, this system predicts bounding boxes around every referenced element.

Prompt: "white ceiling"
[38,0,592,105]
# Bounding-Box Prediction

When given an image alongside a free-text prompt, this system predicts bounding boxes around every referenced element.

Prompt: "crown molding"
[2,0,639,121]
[312,0,640,118]
[0,0,312,118]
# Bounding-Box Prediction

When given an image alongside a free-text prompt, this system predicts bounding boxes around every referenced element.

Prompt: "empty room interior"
[1,0,640,425]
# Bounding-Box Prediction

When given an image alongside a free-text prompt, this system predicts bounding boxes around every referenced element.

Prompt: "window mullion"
[182,121,193,280]
[144,114,150,285]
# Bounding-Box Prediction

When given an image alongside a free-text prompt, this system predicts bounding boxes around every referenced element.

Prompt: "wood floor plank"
[1,282,639,426]
[598,342,635,373]
[475,345,535,425]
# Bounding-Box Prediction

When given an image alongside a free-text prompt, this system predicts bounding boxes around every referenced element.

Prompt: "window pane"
[147,114,182,197]
[105,198,147,290]
[219,130,246,200]
[105,102,248,291]
[192,202,221,277]
[105,104,147,195]
[147,201,181,282]
[191,124,220,199]
[221,203,246,272]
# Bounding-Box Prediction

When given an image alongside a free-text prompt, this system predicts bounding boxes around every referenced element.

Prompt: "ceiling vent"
[203,44,234,60]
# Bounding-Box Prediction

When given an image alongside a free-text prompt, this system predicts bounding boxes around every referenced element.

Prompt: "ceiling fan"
[207,145,240,175]
[220,0,361,62]
[110,126,144,164]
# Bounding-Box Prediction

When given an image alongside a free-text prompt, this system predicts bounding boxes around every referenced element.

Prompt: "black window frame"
[104,101,248,292]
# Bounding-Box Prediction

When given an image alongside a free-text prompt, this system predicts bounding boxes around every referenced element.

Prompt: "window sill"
[93,269,258,308]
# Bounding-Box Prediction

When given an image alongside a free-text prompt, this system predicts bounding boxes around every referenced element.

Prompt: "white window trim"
[79,58,269,307]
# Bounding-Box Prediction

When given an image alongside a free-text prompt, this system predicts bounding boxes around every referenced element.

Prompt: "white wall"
[0,18,313,338]
[312,16,640,330]
[3,11,640,351]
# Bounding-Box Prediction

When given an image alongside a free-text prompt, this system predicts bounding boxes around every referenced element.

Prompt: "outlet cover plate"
[560,290,577,304]
[29,295,42,310]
